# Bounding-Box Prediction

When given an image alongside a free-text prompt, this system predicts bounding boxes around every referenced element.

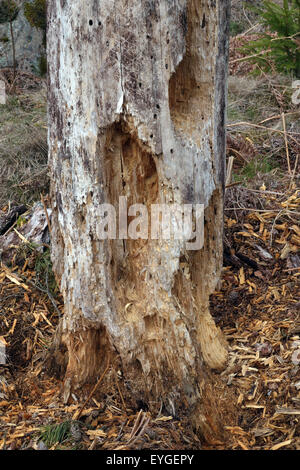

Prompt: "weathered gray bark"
[48,0,230,437]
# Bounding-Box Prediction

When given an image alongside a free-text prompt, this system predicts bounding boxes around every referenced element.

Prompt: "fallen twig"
[226,156,234,189]
[281,112,291,174]
[258,111,300,125]
[76,358,110,420]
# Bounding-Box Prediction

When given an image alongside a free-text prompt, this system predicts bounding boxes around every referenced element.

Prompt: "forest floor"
[0,35,299,451]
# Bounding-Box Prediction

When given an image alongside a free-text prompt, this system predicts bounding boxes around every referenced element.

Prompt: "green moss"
[24,0,46,45]
[0,1,19,24]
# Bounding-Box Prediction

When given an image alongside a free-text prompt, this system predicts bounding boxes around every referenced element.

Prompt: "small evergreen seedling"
[242,0,300,78]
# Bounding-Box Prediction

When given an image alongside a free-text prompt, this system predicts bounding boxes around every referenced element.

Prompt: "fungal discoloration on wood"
[48,0,230,433]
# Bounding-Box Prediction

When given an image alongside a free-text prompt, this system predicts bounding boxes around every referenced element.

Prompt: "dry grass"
[228,74,296,123]
[227,73,300,183]
[230,0,262,36]
[0,87,48,208]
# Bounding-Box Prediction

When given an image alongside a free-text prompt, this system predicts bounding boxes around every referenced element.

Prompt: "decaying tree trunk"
[48,0,230,438]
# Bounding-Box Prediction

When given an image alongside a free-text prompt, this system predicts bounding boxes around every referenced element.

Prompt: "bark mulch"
[0,179,299,450]
[209,179,300,450]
